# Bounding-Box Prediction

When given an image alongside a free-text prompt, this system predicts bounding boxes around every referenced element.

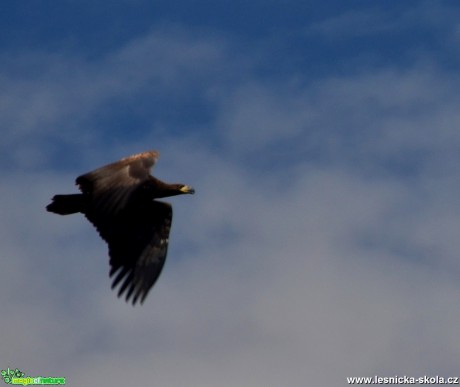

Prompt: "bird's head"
[156,183,195,198]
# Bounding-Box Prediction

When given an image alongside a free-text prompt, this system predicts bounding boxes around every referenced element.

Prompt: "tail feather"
[46,194,84,215]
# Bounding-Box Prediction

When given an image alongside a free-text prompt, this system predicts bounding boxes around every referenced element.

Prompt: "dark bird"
[46,150,195,305]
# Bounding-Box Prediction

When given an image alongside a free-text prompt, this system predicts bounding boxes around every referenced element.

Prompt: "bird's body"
[46,151,194,305]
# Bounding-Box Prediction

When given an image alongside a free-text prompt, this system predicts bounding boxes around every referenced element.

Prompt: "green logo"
[1,368,65,385]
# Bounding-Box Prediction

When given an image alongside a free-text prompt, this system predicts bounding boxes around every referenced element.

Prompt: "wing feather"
[86,200,172,305]
[76,150,159,216]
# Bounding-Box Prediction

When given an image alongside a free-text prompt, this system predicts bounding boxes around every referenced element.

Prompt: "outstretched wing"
[76,150,159,216]
[89,199,173,305]
[75,150,170,304]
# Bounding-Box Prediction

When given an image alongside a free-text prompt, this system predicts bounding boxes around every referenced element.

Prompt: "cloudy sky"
[2,1,460,385]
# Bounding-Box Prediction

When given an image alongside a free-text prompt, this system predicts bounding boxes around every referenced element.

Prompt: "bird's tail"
[46,194,84,215]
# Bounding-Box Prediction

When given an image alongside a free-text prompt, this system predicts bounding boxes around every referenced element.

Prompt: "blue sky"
[2,1,460,385]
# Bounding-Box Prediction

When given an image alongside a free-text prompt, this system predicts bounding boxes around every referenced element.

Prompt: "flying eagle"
[46,150,195,305]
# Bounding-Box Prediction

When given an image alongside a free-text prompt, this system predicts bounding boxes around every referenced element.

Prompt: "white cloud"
[2,18,460,387]
[308,2,459,40]
[0,27,230,170]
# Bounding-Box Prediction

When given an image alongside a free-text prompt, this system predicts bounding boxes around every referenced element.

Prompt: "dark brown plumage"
[46,151,194,305]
